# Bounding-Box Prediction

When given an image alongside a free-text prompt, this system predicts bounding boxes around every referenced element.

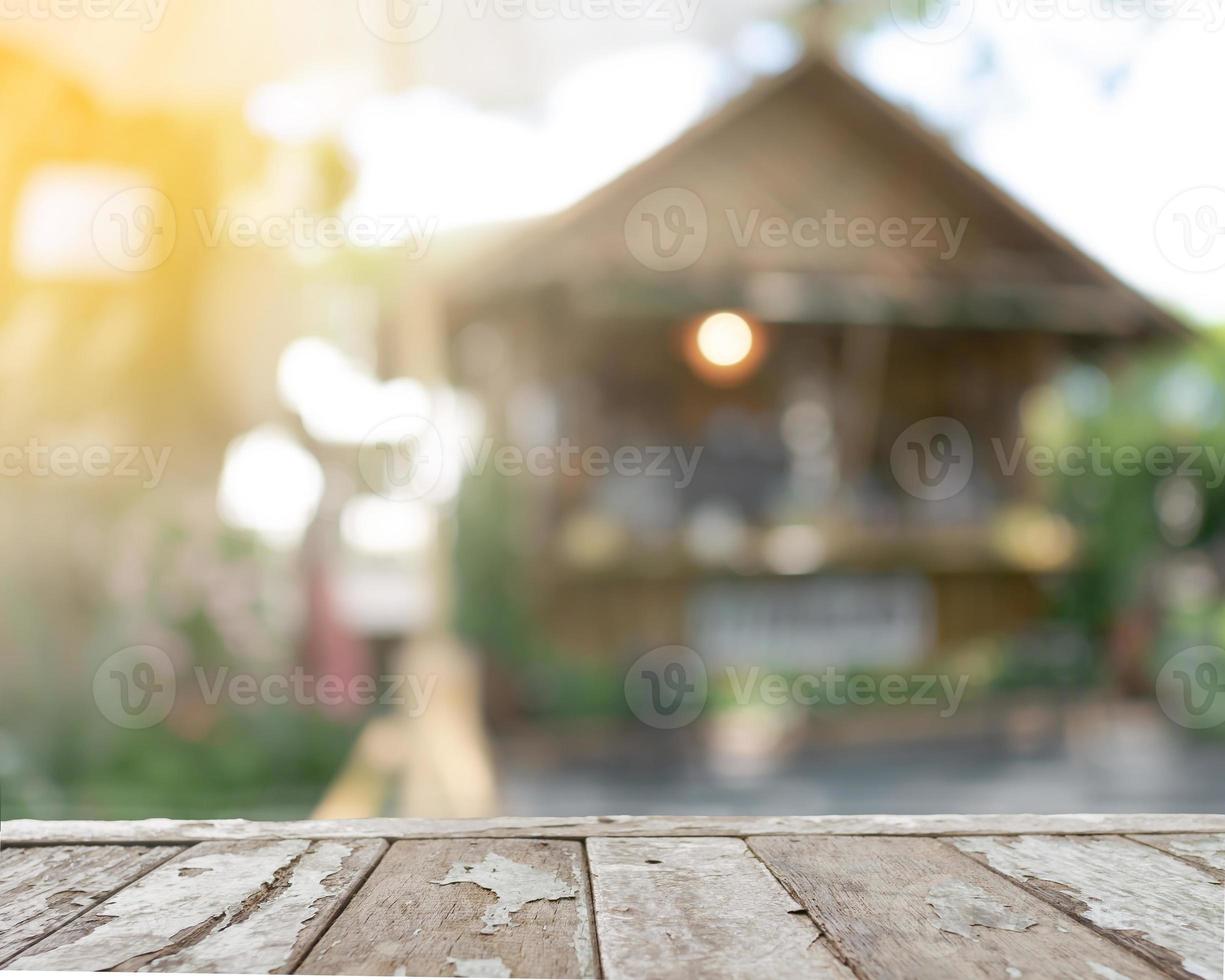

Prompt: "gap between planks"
[6,832,1221,979]
[1126,833,1225,882]
[749,834,1171,980]
[585,836,854,979]
[297,838,599,978]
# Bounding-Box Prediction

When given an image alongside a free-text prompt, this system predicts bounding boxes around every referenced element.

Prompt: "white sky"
[850,13,1225,326]
[245,11,1224,326]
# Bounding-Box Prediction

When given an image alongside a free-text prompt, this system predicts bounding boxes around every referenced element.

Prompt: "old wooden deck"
[2,816,1222,979]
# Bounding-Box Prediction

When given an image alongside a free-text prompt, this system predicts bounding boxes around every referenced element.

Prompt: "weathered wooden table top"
[2,815,1222,979]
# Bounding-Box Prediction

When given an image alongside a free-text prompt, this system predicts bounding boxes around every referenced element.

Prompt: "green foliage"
[1036,332,1225,690]
[453,463,636,719]
[0,507,361,821]
[454,463,542,668]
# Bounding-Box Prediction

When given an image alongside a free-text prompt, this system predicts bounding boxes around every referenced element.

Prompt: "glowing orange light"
[683,310,764,386]
[696,311,754,367]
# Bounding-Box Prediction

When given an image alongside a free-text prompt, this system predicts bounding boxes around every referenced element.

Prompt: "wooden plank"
[586,836,853,979]
[5,837,385,973]
[951,834,1225,980]
[748,835,1165,980]
[5,813,1224,844]
[298,838,597,977]
[0,844,180,965]
[1130,834,1225,882]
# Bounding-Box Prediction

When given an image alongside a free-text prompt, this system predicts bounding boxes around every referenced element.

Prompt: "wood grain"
[1129,834,1225,882]
[748,835,1165,980]
[586,836,853,979]
[5,813,1223,844]
[0,844,180,965]
[298,838,598,978]
[951,834,1225,980]
[5,837,385,973]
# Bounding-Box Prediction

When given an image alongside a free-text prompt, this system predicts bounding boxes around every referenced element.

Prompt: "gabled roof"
[451,53,1184,338]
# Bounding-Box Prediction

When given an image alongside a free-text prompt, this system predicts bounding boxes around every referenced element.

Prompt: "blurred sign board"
[688,574,933,668]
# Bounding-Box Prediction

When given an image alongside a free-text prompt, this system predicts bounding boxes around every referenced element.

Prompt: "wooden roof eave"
[442,52,1188,341]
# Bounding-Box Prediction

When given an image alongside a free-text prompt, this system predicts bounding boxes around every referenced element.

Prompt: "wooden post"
[389,275,497,818]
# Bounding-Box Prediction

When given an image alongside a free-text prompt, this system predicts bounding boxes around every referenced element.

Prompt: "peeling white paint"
[447,954,511,977]
[9,840,312,971]
[1135,834,1225,877]
[432,852,576,934]
[952,835,1223,980]
[0,845,179,965]
[152,841,358,972]
[926,879,1038,939]
[588,837,851,978]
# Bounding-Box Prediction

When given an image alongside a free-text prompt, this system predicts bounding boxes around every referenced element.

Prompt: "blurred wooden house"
[444,54,1184,672]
